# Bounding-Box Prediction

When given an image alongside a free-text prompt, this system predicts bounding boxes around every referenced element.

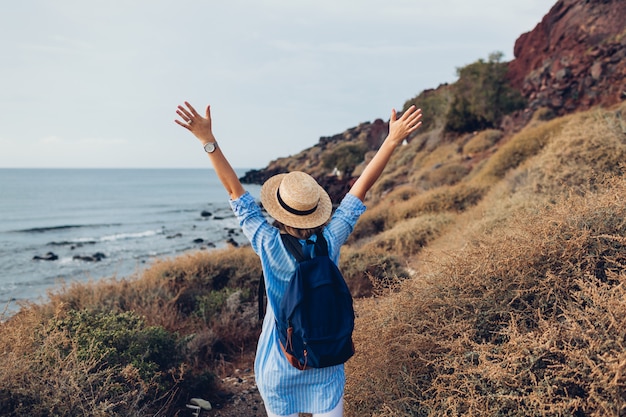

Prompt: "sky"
[0,0,555,169]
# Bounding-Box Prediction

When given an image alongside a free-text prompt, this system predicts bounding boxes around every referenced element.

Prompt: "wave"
[15,223,123,233]
[45,229,165,245]
[100,229,164,242]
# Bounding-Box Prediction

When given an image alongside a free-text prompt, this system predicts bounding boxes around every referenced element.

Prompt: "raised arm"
[175,102,246,200]
[349,105,422,201]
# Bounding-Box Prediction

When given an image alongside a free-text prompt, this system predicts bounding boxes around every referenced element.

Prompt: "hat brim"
[260,173,332,229]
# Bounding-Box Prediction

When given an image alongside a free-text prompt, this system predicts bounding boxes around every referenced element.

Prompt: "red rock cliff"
[508,0,626,114]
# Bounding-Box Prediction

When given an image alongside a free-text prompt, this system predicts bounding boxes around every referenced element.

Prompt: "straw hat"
[260,171,332,229]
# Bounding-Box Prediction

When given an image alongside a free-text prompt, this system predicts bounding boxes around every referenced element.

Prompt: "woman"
[175,101,422,417]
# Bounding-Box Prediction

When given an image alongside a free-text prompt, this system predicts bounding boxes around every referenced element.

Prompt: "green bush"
[322,142,369,175]
[340,249,410,297]
[194,288,239,324]
[403,85,453,132]
[445,52,526,133]
[45,310,179,380]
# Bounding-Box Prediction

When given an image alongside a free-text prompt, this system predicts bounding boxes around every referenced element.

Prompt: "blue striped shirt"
[229,191,366,415]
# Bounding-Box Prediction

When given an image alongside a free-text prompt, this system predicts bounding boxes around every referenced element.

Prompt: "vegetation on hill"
[2,98,623,416]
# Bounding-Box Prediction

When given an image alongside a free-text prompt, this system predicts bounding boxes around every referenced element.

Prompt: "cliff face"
[508,0,626,114]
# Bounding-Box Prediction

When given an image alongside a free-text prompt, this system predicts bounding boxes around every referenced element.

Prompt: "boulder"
[33,252,58,261]
[73,252,106,262]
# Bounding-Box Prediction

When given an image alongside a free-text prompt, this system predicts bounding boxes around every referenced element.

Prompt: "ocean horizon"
[0,168,261,314]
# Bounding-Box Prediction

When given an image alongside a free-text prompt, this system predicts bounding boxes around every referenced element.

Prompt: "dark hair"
[273,220,324,240]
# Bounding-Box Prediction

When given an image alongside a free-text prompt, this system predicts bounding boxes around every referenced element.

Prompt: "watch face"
[204,142,216,153]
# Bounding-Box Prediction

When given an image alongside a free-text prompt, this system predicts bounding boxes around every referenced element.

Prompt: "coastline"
[0,168,261,316]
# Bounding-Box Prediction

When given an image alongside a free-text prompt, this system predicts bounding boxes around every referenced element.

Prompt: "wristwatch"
[203,141,217,153]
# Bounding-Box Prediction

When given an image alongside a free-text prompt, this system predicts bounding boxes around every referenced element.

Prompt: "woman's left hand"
[175,101,216,145]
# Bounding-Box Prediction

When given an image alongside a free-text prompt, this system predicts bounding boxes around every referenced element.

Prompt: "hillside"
[1,0,625,416]
[240,0,626,205]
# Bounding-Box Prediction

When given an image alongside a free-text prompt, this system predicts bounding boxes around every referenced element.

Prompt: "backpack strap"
[281,231,330,261]
[259,232,330,321]
[280,233,306,262]
[312,231,329,258]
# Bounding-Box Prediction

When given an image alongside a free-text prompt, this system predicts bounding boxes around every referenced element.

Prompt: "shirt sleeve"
[229,191,277,256]
[324,193,367,259]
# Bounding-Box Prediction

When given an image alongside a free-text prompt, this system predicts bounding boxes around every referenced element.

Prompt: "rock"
[200,210,212,217]
[508,0,626,115]
[189,398,212,411]
[192,238,204,244]
[33,252,58,261]
[166,233,183,239]
[73,252,106,262]
[590,61,603,80]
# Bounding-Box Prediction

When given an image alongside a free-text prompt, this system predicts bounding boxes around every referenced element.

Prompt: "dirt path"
[206,367,265,417]
[201,366,312,417]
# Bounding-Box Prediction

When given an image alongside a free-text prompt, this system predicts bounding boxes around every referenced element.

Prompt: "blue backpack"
[272,232,355,370]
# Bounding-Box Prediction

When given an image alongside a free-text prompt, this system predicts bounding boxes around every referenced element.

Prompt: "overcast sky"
[0,0,555,169]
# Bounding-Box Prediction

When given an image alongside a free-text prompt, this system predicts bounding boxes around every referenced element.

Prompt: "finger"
[205,105,211,119]
[174,119,191,130]
[177,106,193,121]
[185,101,202,118]
[176,113,192,125]
[400,105,417,120]
[390,108,398,122]
[408,121,423,133]
[406,109,422,124]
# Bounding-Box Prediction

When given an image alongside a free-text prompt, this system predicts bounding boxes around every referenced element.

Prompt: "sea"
[0,168,261,315]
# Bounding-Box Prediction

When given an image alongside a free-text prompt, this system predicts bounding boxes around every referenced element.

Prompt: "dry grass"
[471,116,570,186]
[418,162,471,189]
[339,246,411,298]
[463,129,504,155]
[361,213,454,258]
[519,106,626,197]
[346,176,626,416]
[344,105,626,416]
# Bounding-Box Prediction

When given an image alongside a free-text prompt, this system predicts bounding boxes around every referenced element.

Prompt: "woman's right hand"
[387,105,423,146]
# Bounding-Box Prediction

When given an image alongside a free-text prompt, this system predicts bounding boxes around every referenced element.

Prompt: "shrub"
[419,162,471,189]
[340,247,410,297]
[393,183,487,219]
[472,116,569,184]
[402,85,453,132]
[349,204,390,242]
[0,308,186,416]
[462,129,503,154]
[44,310,179,379]
[322,142,369,176]
[522,107,626,196]
[444,52,526,133]
[362,213,453,257]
